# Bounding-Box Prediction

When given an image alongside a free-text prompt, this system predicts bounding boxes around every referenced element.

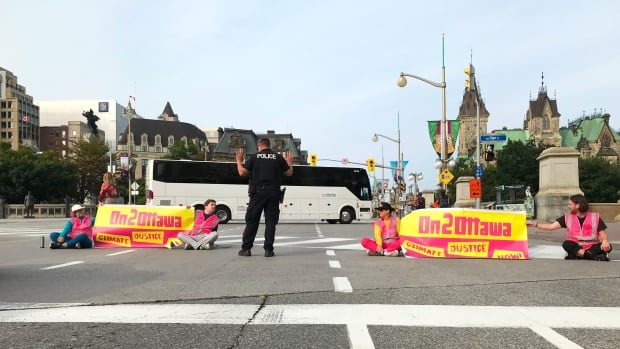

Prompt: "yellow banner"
[93,205,195,248]
[402,240,445,257]
[95,205,194,230]
[401,208,527,241]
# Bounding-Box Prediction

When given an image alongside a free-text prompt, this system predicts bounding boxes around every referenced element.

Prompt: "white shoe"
[385,250,400,257]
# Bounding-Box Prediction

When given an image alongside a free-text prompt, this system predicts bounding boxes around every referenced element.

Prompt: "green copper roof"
[489,129,530,151]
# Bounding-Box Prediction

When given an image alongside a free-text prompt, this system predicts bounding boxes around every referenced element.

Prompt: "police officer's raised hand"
[284,151,294,166]
[235,148,245,163]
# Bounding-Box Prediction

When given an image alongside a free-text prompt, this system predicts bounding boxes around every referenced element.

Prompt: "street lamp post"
[397,34,453,189]
[408,172,423,196]
[372,129,401,216]
[123,100,135,205]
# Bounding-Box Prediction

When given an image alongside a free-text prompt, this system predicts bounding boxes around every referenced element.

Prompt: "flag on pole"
[129,96,136,101]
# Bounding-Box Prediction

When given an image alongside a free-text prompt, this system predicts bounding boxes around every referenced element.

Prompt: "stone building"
[523,75,562,147]
[458,73,619,164]
[40,122,105,159]
[210,128,306,164]
[116,102,207,179]
[0,67,40,150]
[456,64,490,159]
[560,111,620,163]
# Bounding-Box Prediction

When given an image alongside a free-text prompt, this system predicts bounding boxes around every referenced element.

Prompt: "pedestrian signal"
[366,158,376,172]
[484,144,495,162]
[309,153,318,166]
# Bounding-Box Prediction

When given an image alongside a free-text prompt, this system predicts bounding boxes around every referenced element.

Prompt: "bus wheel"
[326,219,338,224]
[339,208,355,224]
[216,205,231,224]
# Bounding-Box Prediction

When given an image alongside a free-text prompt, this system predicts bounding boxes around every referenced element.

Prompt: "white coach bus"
[145,159,373,224]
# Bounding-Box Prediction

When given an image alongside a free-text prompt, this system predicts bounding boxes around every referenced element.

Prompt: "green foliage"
[495,140,547,193]
[164,141,202,160]
[70,136,110,203]
[0,145,77,203]
[578,157,620,203]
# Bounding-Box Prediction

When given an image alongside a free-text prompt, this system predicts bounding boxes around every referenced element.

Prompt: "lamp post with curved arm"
[397,34,453,189]
[372,130,401,216]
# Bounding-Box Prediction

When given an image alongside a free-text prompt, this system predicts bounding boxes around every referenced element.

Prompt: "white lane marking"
[215,236,298,244]
[105,250,136,256]
[347,323,375,349]
[309,243,365,250]
[5,304,620,327]
[0,304,259,324]
[529,325,583,349]
[0,303,89,311]
[329,260,341,269]
[333,277,353,293]
[263,304,620,328]
[41,261,84,270]
[275,238,354,247]
[326,250,336,256]
[4,303,620,348]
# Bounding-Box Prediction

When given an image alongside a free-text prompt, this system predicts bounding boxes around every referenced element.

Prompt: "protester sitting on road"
[526,194,612,261]
[361,202,401,256]
[177,199,220,250]
[50,204,95,249]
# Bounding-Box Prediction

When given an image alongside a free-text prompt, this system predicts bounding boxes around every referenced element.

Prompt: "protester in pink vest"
[526,194,612,261]
[361,202,401,256]
[50,204,95,249]
[177,199,220,250]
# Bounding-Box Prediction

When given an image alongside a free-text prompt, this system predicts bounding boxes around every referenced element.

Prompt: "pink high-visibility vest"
[69,216,93,239]
[565,212,599,245]
[374,216,399,242]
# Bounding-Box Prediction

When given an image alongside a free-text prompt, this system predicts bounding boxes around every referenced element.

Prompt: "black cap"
[375,202,393,211]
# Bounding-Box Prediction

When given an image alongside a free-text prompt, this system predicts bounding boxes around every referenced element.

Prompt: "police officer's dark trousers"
[242,188,280,252]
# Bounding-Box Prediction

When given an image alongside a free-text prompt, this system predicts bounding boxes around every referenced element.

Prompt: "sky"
[3,0,620,191]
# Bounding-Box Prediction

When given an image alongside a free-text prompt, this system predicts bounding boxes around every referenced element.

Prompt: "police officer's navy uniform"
[241,148,290,254]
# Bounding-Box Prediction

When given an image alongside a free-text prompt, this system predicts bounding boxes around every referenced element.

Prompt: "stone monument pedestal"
[534,147,582,222]
[453,176,475,208]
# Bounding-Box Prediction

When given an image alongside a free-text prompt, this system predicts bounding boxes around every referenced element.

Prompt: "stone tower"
[523,74,562,146]
[457,64,489,159]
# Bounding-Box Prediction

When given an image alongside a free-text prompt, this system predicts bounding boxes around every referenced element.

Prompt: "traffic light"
[309,153,318,166]
[484,144,495,162]
[366,158,376,172]
[399,182,406,192]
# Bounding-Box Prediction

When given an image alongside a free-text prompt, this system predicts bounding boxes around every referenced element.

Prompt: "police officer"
[236,138,293,257]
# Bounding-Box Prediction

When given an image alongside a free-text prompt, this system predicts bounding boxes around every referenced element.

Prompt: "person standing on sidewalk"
[526,194,612,261]
[236,138,293,257]
[361,202,401,256]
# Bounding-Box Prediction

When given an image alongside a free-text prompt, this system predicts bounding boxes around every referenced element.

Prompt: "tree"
[164,141,201,160]
[70,136,109,204]
[495,140,547,194]
[578,157,620,203]
[0,145,77,203]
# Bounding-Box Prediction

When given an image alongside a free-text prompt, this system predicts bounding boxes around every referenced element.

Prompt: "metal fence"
[0,204,98,219]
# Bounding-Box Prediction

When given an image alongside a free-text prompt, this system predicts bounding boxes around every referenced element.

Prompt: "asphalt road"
[1,218,620,349]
